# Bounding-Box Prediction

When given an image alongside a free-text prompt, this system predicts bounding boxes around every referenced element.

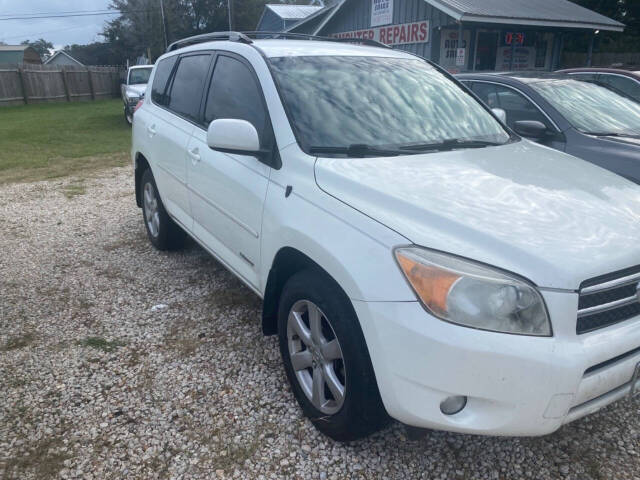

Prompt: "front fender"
[260,176,414,303]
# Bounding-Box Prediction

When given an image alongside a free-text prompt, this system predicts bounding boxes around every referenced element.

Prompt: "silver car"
[122,65,153,125]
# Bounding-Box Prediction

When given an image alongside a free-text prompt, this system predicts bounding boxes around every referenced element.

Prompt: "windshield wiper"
[398,138,504,152]
[309,144,415,157]
[583,132,640,139]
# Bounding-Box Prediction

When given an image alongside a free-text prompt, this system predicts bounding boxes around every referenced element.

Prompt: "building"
[44,50,85,67]
[257,4,324,32]
[0,45,42,65]
[285,0,624,72]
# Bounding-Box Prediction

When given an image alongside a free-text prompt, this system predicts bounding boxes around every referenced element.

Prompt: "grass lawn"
[0,99,131,184]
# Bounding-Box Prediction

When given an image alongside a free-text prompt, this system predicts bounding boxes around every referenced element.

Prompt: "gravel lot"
[1,166,639,480]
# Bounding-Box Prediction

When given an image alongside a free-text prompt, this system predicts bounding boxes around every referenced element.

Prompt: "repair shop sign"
[332,21,429,46]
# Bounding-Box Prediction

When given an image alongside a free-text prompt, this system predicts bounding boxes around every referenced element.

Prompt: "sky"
[0,0,114,49]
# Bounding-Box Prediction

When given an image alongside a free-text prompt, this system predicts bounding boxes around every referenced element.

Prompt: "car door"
[146,53,212,229]
[471,81,566,151]
[187,53,274,288]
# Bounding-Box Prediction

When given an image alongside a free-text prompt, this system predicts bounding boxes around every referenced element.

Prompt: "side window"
[492,85,552,130]
[569,72,598,82]
[204,55,269,144]
[599,74,640,102]
[151,56,178,105]
[167,54,211,121]
[472,82,500,109]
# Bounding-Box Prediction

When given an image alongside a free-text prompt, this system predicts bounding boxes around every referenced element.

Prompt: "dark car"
[456,72,640,184]
[556,68,640,103]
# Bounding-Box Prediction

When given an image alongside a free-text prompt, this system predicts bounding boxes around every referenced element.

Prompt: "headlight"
[395,247,551,336]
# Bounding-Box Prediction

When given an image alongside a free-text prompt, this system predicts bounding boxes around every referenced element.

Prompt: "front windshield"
[129,68,152,84]
[531,79,640,136]
[269,56,510,154]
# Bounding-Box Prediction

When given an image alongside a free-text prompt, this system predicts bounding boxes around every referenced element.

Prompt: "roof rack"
[243,31,391,49]
[166,30,390,53]
[167,32,253,52]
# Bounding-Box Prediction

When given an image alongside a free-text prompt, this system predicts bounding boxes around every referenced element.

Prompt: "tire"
[140,168,185,251]
[278,269,389,441]
[124,105,133,125]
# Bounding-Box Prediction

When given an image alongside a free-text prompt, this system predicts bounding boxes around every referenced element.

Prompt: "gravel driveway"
[1,167,639,480]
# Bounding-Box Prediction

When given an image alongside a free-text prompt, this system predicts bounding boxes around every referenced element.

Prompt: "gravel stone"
[1,166,640,479]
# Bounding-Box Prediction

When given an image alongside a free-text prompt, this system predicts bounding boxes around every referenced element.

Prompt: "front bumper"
[353,290,640,436]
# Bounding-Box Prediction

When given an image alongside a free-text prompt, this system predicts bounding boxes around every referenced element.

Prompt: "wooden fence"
[0,64,124,107]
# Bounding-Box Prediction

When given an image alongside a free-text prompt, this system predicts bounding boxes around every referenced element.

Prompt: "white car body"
[132,39,640,436]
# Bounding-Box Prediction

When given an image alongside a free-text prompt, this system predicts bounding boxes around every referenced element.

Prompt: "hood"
[125,84,147,98]
[314,140,640,290]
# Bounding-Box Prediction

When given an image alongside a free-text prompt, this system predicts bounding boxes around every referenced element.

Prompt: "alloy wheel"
[143,182,160,238]
[287,300,346,415]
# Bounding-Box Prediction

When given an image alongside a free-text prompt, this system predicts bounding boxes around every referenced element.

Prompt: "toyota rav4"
[131,32,640,441]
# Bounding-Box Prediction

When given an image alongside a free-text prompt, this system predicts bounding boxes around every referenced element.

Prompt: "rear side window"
[599,74,640,102]
[168,54,211,121]
[151,56,178,105]
[204,56,268,143]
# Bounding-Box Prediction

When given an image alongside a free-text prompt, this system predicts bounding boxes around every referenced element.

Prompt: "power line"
[0,9,115,18]
[0,24,93,41]
[0,10,150,21]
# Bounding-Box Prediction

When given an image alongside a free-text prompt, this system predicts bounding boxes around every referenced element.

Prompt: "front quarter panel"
[261,143,414,302]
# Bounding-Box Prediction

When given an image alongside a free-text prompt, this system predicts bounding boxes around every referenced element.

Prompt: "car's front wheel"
[140,169,184,250]
[124,105,133,125]
[278,270,389,441]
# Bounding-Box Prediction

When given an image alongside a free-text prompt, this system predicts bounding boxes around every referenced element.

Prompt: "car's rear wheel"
[140,168,184,250]
[278,270,389,441]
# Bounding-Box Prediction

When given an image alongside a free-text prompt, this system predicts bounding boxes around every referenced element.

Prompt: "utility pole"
[227,0,233,31]
[159,0,168,49]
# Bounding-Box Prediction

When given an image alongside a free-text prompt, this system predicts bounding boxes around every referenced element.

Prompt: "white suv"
[132,32,640,441]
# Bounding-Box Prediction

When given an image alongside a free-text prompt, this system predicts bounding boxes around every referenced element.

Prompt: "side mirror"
[207,119,264,156]
[513,120,548,139]
[491,108,507,123]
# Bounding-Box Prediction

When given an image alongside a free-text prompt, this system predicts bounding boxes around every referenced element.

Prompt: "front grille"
[577,266,640,334]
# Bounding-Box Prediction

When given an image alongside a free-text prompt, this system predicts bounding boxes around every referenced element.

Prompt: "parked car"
[132,33,640,441]
[121,65,153,125]
[556,67,640,103]
[457,72,640,184]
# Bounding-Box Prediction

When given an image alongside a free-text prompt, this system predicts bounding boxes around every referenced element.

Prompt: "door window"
[151,56,178,106]
[204,55,269,144]
[167,54,211,121]
[474,82,551,130]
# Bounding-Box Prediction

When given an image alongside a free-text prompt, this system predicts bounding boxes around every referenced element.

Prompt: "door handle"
[188,148,201,164]
[147,124,156,137]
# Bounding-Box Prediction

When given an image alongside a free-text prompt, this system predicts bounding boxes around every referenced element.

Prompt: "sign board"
[371,0,393,27]
[505,32,525,46]
[439,29,470,71]
[331,21,429,46]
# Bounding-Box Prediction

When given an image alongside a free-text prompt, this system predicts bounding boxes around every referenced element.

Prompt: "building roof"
[265,4,323,20]
[291,0,624,35]
[44,50,84,66]
[0,45,31,51]
[286,1,345,34]
[425,0,625,31]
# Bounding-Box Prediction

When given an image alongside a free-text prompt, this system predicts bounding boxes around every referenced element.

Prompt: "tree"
[21,38,54,60]
[64,42,118,66]
[569,0,640,53]
[102,0,308,64]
